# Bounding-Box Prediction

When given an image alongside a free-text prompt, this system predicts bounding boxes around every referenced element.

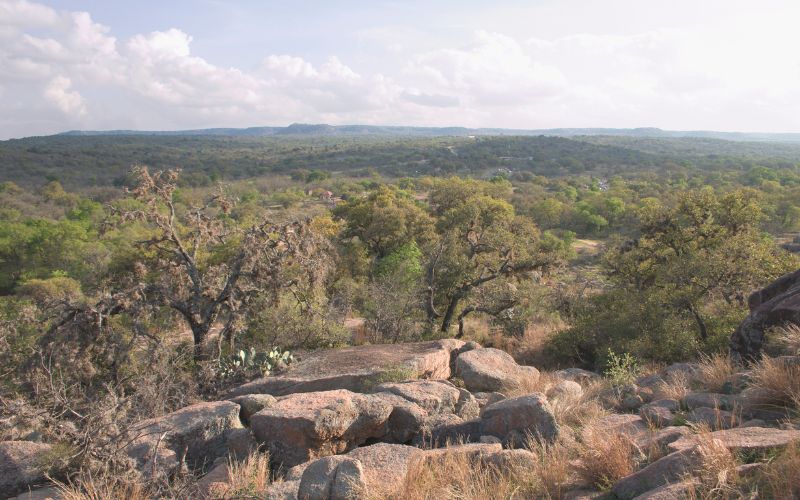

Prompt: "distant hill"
[56,124,800,143]
[4,130,800,190]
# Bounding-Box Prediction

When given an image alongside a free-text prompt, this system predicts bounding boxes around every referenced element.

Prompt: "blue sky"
[2,0,800,138]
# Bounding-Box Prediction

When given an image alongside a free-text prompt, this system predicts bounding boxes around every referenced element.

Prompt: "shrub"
[603,349,640,387]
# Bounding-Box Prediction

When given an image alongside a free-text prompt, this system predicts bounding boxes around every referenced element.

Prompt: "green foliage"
[364,365,419,390]
[217,347,294,379]
[374,241,423,286]
[603,349,640,386]
[334,185,434,257]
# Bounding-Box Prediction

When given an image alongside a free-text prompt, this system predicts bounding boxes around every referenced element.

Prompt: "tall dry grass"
[576,428,640,490]
[401,435,596,500]
[755,441,800,498]
[401,449,538,500]
[549,384,608,431]
[767,323,800,356]
[461,316,567,370]
[54,470,184,500]
[684,433,741,499]
[654,370,690,401]
[208,452,271,499]
[746,356,800,412]
[692,353,737,393]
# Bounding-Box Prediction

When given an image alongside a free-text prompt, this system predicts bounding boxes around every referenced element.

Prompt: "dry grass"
[682,432,741,499]
[746,356,800,412]
[401,449,538,500]
[549,386,608,430]
[577,427,641,490]
[503,370,608,431]
[505,370,557,398]
[401,437,586,500]
[208,452,271,499]
[528,438,579,499]
[754,442,800,498]
[767,323,800,356]
[463,316,567,370]
[54,471,163,500]
[692,353,736,393]
[654,370,690,401]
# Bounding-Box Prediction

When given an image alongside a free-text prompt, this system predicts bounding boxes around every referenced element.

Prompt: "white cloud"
[44,75,86,115]
[1,0,800,138]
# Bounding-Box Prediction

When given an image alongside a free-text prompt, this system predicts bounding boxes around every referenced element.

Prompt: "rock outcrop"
[479,393,559,445]
[0,441,53,497]
[227,340,465,398]
[731,268,800,361]
[126,401,247,473]
[249,390,393,467]
[297,455,366,500]
[668,426,800,453]
[455,347,539,393]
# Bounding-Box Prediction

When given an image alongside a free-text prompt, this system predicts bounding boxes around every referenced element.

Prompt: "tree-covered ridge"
[3,134,800,189]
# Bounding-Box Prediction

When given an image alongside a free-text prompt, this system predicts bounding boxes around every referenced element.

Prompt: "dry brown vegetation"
[461,316,567,369]
[402,452,537,500]
[766,323,800,356]
[208,452,272,499]
[654,370,691,401]
[754,442,800,498]
[576,429,640,490]
[692,353,737,393]
[746,355,800,412]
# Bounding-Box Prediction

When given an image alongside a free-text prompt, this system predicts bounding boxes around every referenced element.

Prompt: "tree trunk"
[189,321,211,361]
[439,293,463,333]
[456,305,477,338]
[687,302,708,342]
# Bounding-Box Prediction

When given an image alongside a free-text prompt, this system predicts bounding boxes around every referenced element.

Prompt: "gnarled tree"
[425,178,567,335]
[111,167,333,359]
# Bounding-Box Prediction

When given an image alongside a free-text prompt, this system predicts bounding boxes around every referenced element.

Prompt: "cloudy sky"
[2,0,800,139]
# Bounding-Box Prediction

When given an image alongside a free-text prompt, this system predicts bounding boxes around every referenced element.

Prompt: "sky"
[2,0,800,139]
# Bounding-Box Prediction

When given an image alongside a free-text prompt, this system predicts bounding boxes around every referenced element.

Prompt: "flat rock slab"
[250,389,393,468]
[669,426,800,453]
[374,380,461,415]
[126,401,243,472]
[227,340,464,398]
[632,479,700,499]
[0,441,53,497]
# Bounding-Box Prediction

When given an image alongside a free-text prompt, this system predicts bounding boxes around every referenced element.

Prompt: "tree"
[425,179,566,335]
[333,185,435,258]
[111,167,332,360]
[605,188,796,344]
